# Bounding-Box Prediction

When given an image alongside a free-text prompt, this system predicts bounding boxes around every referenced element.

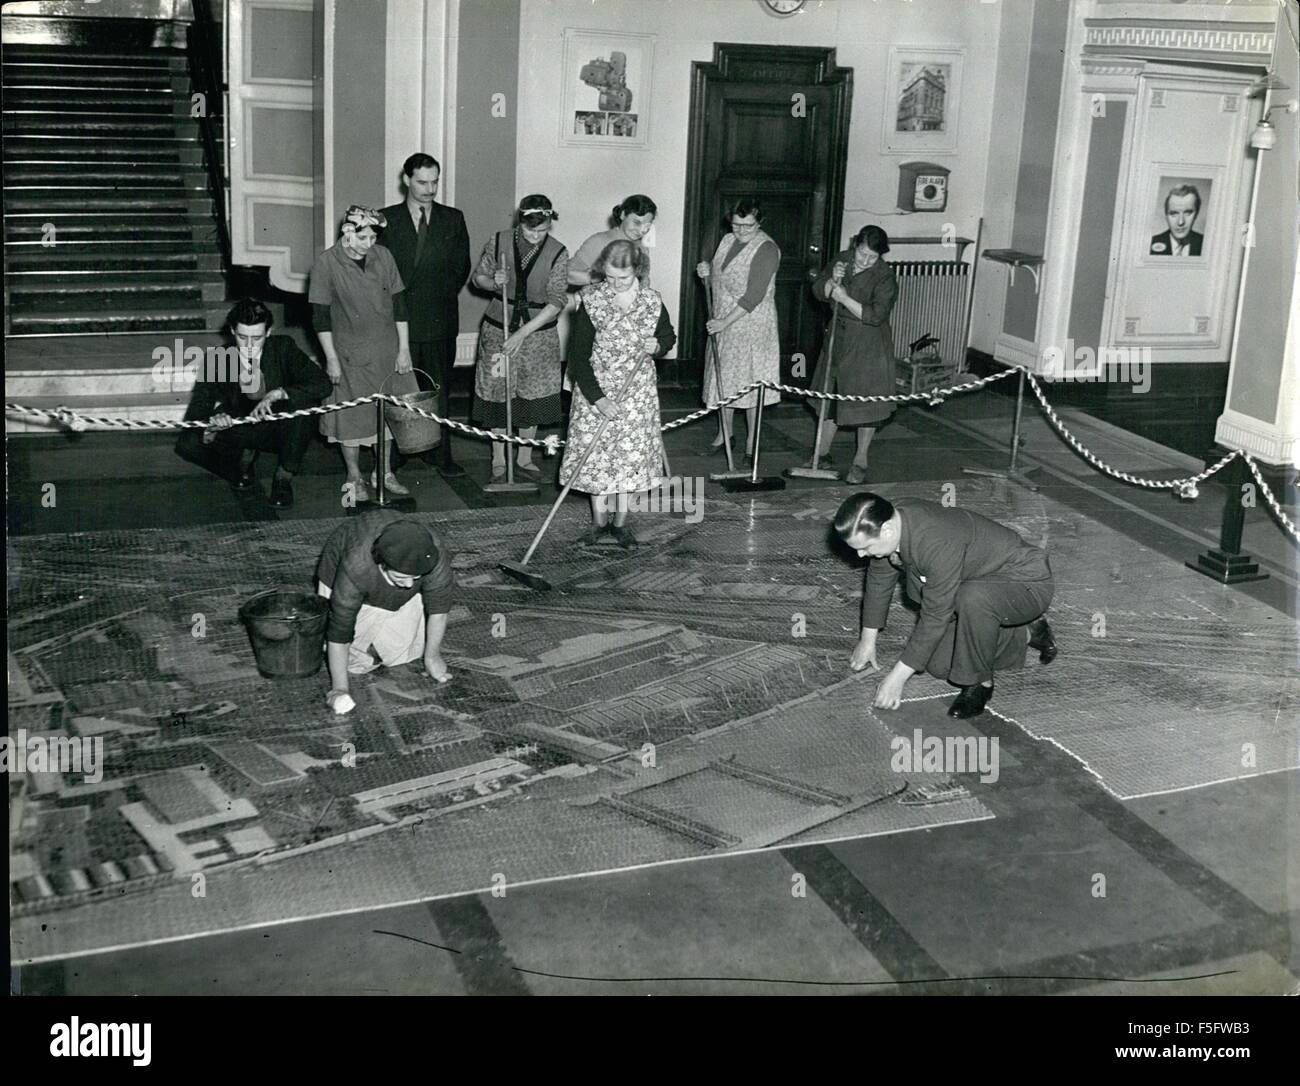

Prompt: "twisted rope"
[8,365,1297,542]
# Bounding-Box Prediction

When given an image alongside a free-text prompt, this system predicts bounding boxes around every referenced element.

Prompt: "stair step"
[5,176,204,191]
[5,227,217,247]
[4,143,204,164]
[3,116,191,136]
[4,194,215,214]
[7,270,225,289]
[3,168,200,184]
[3,92,184,114]
[2,61,178,85]
[8,309,228,336]
[4,247,223,271]
[1,47,188,70]
[8,287,212,314]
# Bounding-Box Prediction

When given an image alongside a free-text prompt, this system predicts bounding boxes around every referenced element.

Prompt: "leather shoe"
[231,465,256,492]
[947,683,993,719]
[269,475,294,508]
[1028,617,1058,664]
[609,524,638,549]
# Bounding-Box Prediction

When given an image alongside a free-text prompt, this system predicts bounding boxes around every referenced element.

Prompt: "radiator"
[889,259,972,370]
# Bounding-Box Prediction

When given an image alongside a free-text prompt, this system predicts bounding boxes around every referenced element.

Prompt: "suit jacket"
[862,499,1052,672]
[181,334,332,423]
[379,200,471,343]
[1149,229,1203,256]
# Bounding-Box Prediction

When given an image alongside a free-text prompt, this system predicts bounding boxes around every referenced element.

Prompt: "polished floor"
[7,385,1299,994]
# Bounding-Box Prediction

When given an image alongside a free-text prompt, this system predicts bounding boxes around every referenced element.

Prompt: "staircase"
[4,12,234,432]
[3,25,229,336]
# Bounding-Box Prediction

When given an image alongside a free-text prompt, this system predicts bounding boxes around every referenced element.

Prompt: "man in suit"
[834,492,1058,719]
[175,298,332,507]
[380,153,472,476]
[1149,184,1204,257]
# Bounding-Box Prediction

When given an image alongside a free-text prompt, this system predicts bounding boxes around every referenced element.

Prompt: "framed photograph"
[560,28,654,148]
[881,46,964,154]
[1140,172,1213,263]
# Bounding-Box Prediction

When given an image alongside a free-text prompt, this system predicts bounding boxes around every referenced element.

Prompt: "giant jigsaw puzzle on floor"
[8,481,1296,961]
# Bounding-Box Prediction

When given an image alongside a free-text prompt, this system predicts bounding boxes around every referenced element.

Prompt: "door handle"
[808,245,820,253]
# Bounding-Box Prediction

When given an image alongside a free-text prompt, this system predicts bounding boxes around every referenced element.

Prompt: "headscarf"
[341,205,386,240]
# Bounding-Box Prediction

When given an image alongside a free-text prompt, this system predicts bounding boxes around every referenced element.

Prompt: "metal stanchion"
[963,367,1039,492]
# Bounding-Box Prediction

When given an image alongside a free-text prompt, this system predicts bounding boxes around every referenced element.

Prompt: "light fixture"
[1247,73,1296,151]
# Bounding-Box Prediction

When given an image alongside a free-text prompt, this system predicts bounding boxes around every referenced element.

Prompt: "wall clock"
[762,0,807,16]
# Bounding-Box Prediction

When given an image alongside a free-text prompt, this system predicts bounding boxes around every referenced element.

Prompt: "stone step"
[4,192,216,215]
[8,284,226,314]
[4,143,205,164]
[3,115,190,136]
[2,89,185,111]
[8,308,228,337]
[4,246,223,271]
[3,168,202,185]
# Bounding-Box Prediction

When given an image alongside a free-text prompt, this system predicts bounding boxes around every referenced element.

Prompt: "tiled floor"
[7,387,1298,994]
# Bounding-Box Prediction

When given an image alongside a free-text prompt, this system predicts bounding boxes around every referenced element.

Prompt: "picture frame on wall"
[881,46,964,155]
[559,28,654,148]
[1140,172,1214,264]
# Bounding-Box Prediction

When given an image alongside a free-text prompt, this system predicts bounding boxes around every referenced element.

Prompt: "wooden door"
[681,44,852,383]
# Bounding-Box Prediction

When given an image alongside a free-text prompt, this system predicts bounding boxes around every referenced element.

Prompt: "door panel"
[682,45,852,384]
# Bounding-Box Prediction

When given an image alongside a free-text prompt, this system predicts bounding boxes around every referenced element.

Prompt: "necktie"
[416,207,428,262]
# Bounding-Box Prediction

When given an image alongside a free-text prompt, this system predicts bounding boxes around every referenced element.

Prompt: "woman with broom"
[808,224,899,484]
[470,194,569,482]
[561,239,676,548]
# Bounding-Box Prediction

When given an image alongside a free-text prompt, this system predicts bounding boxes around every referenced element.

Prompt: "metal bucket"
[382,368,441,454]
[238,589,329,679]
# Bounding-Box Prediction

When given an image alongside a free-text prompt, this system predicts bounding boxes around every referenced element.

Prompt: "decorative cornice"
[1082,20,1275,65]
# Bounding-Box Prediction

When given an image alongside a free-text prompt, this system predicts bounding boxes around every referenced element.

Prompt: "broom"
[786,291,843,481]
[499,352,654,590]
[484,233,539,494]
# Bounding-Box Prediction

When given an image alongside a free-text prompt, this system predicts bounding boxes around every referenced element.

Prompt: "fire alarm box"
[898,162,949,212]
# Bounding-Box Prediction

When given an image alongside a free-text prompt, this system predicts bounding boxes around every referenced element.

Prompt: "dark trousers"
[175,414,316,479]
[924,577,1055,686]
[411,338,458,465]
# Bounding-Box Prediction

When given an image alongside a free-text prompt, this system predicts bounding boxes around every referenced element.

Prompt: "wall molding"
[1082,19,1275,68]
[1214,410,1298,467]
[994,332,1038,369]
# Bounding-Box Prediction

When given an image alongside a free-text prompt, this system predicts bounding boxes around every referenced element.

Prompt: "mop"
[785,297,842,481]
[499,353,654,590]
[484,236,539,495]
[702,270,750,483]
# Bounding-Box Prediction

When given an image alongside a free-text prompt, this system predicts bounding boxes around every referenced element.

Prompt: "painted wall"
[969,0,1033,355]
[332,0,388,230]
[1001,0,1068,344]
[513,0,1005,351]
[1227,18,1299,424]
[455,0,520,332]
[1066,101,1127,350]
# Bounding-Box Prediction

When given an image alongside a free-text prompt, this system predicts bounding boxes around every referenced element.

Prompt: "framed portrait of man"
[1145,175,1213,260]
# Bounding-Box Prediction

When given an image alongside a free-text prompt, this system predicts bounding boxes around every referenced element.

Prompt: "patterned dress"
[559,283,668,496]
[702,230,781,410]
[472,230,568,427]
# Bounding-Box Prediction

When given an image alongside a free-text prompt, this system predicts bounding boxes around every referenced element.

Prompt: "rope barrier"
[6,364,1297,542]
